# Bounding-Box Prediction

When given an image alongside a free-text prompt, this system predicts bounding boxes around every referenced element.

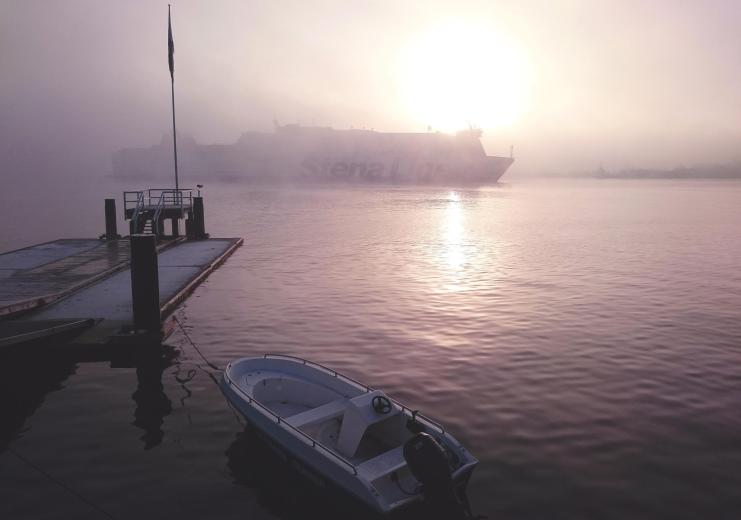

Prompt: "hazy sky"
[2,0,740,177]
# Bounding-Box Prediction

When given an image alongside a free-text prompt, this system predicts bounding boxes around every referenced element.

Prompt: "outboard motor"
[403,433,478,520]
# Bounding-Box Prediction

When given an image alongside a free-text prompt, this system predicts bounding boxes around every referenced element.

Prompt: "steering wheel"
[372,395,393,414]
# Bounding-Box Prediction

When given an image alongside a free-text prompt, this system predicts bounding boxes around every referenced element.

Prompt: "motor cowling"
[403,432,453,491]
[403,433,476,520]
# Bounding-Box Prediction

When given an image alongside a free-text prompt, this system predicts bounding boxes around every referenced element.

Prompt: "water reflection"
[0,349,77,453]
[443,192,465,272]
[225,425,376,519]
[130,347,178,450]
[225,425,439,520]
[0,340,180,454]
[440,191,475,295]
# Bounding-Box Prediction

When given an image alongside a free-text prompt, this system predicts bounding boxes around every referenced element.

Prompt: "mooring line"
[7,448,121,520]
[173,315,221,371]
[171,315,245,427]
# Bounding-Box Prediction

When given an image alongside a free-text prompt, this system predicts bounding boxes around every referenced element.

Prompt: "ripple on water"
[3,180,741,519]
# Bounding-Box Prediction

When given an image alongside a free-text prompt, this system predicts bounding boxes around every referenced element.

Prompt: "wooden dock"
[0,237,242,348]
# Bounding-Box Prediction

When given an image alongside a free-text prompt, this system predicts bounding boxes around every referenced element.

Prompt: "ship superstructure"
[113,125,513,184]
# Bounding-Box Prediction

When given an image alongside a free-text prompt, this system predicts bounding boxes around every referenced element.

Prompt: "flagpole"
[168,4,179,193]
[171,72,179,192]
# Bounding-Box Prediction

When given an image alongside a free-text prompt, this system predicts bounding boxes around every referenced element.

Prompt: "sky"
[1,0,740,178]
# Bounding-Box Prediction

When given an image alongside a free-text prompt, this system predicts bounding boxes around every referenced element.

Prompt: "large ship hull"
[297,155,513,183]
[113,126,514,184]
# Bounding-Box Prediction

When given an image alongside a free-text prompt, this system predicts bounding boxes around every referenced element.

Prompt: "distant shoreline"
[547,162,741,179]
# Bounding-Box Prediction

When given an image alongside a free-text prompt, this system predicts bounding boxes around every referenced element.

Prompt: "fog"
[2,0,740,183]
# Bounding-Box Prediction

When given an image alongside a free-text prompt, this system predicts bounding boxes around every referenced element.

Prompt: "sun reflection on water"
[441,191,470,291]
[444,193,464,269]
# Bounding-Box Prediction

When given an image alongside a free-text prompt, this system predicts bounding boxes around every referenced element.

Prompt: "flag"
[168,6,175,80]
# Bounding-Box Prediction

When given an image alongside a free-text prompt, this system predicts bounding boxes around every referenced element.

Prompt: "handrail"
[123,189,194,212]
[262,353,445,434]
[151,192,166,237]
[222,369,359,475]
[146,188,193,211]
[130,191,144,233]
[122,188,195,235]
[390,397,445,435]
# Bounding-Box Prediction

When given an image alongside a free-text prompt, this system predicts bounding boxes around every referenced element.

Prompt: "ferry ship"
[112,125,514,184]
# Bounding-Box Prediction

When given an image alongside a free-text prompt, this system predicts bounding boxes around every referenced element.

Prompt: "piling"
[193,196,206,238]
[130,235,160,332]
[105,199,119,240]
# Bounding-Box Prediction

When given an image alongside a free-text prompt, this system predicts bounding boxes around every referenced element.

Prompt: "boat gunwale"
[223,364,360,475]
[261,354,447,434]
[223,355,454,479]
[263,353,373,393]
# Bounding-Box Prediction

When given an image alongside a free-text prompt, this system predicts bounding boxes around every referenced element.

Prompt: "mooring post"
[104,198,118,240]
[193,196,206,238]
[130,235,160,332]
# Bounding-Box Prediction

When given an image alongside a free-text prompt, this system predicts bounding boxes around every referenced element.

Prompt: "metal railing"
[123,189,194,234]
[124,191,144,230]
[149,189,193,213]
[262,353,445,434]
[222,367,359,475]
[224,355,450,478]
[123,188,194,213]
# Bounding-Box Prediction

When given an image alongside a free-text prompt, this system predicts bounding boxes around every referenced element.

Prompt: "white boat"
[220,354,478,515]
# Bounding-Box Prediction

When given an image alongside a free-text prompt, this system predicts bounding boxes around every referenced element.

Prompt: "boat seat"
[336,390,400,458]
[356,446,407,481]
[285,397,349,428]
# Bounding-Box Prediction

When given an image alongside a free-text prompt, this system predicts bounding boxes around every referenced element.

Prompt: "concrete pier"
[0,190,240,349]
[0,236,242,348]
[19,238,242,345]
[0,238,179,318]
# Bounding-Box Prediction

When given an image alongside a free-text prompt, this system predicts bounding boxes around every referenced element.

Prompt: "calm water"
[2,179,741,519]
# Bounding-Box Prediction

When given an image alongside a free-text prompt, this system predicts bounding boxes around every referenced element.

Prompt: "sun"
[397,22,531,133]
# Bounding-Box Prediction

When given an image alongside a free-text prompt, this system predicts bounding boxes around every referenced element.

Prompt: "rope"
[171,315,244,427]
[172,315,221,371]
[7,448,121,520]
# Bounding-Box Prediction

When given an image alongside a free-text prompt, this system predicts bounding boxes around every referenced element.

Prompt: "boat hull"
[220,355,478,514]
[113,126,514,184]
[221,378,382,511]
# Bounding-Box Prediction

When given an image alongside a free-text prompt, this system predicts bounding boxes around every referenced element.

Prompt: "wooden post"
[193,197,206,238]
[105,199,118,240]
[130,235,160,332]
[185,217,194,238]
